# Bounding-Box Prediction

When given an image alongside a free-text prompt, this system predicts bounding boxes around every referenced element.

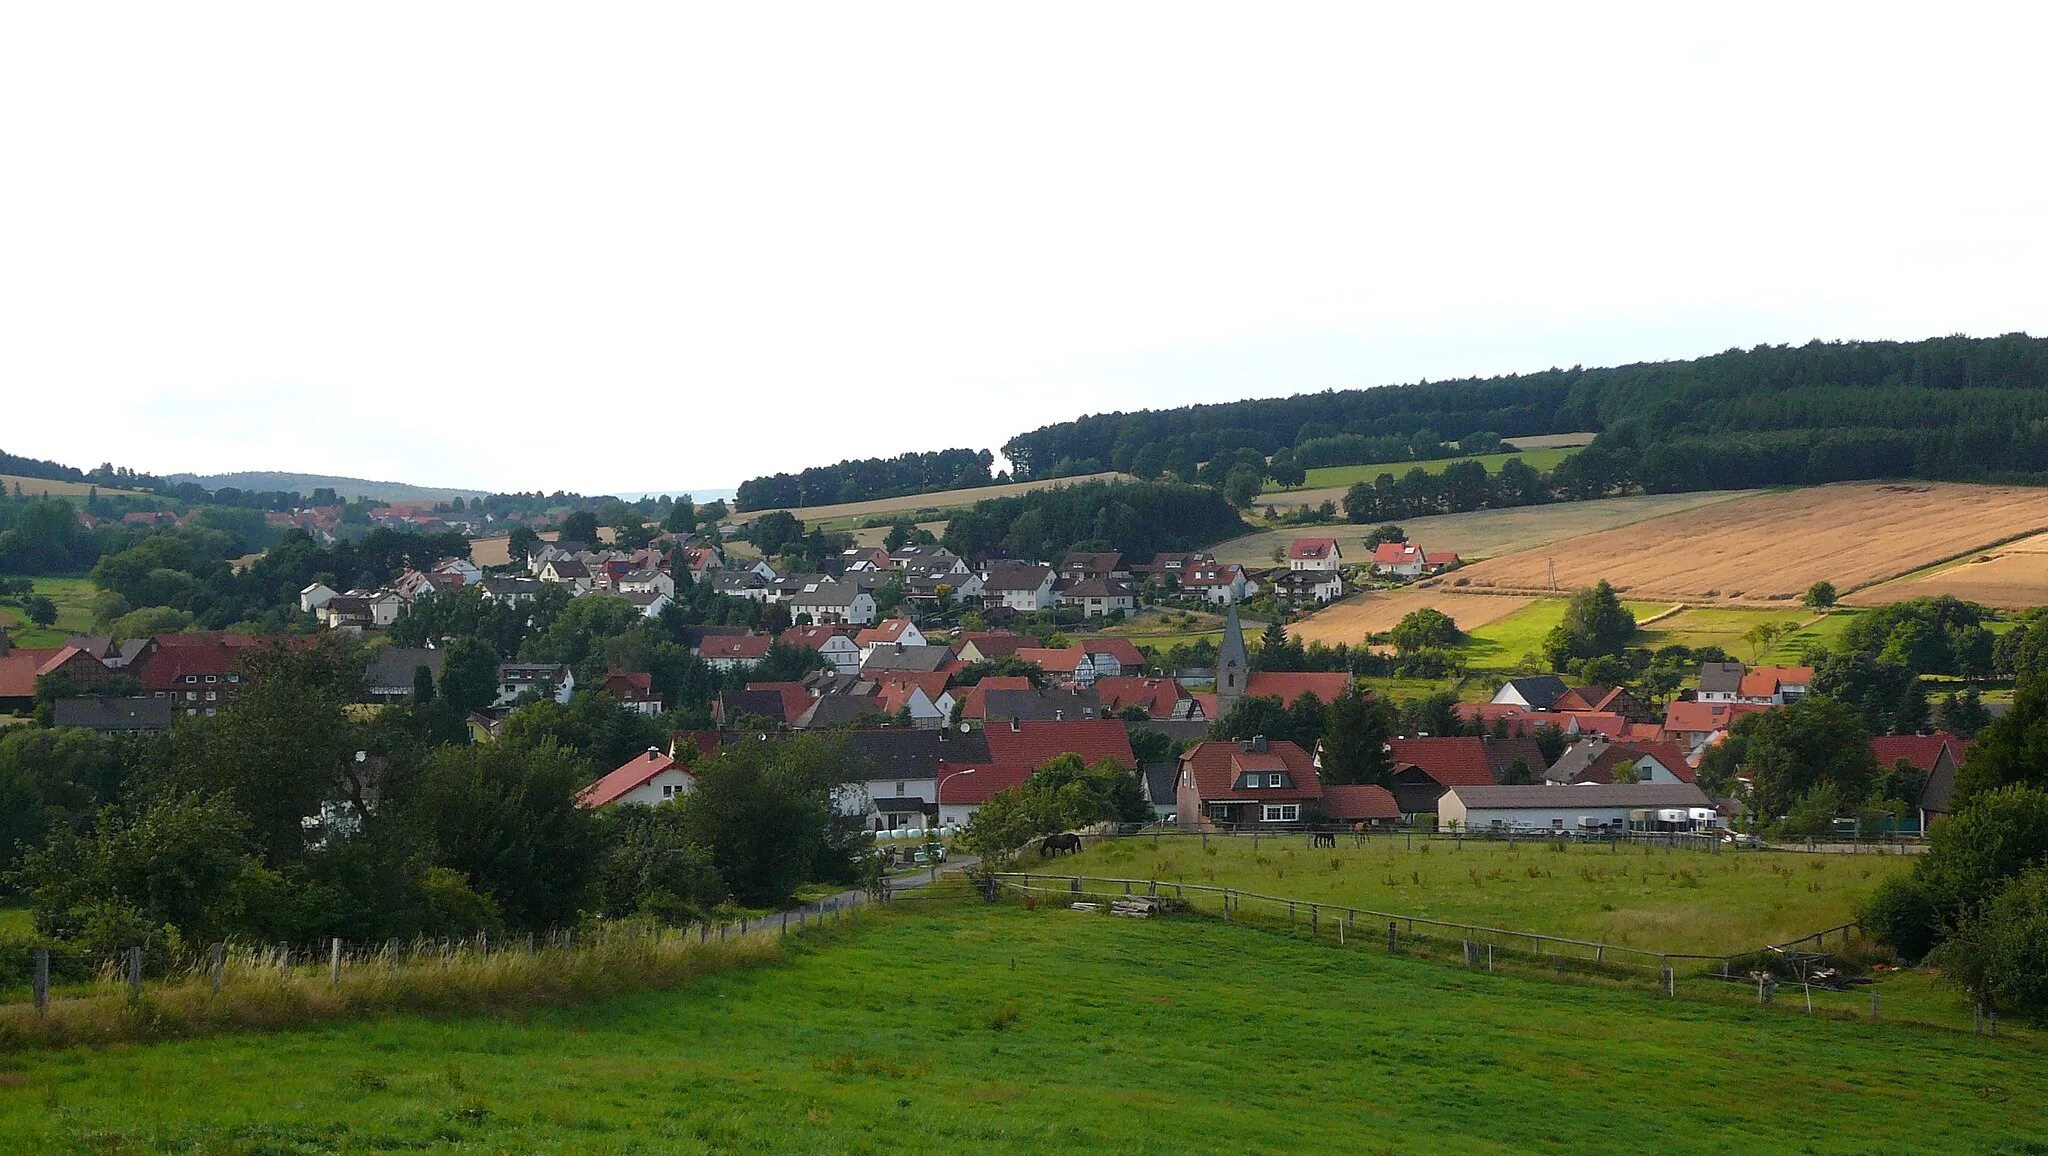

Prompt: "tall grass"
[0,923,800,1051]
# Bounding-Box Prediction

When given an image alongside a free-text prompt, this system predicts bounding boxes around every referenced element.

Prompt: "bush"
[1858,874,1940,961]
[1929,864,2048,1021]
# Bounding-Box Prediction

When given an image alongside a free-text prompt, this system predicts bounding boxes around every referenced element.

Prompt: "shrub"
[1929,864,2048,1021]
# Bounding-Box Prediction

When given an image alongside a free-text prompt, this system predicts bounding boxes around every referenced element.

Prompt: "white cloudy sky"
[4,4,2044,496]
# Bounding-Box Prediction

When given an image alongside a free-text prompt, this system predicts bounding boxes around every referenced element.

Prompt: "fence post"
[1387,922,1397,953]
[1663,966,1674,997]
[781,912,788,937]
[1871,989,1880,1020]
[1310,904,1318,937]
[33,948,49,1014]
[127,946,142,1002]
[330,938,342,985]
[1488,945,1494,974]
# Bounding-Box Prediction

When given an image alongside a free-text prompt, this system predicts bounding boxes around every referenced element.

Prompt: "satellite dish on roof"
[960,722,971,733]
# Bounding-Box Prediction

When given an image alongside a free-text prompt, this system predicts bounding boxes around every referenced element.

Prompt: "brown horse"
[1039,832,1083,857]
[1309,831,1337,849]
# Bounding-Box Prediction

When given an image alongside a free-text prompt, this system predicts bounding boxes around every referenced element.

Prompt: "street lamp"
[934,768,978,844]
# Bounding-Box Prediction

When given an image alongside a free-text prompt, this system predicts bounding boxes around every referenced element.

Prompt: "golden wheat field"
[1212,490,1759,569]
[1289,589,1535,645]
[1444,482,2048,604]
[0,473,153,499]
[1845,530,2048,609]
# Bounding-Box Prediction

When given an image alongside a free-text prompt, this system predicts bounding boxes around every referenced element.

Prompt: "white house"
[1270,569,1342,606]
[623,590,673,619]
[431,557,484,586]
[618,568,677,598]
[982,564,1057,612]
[856,618,927,657]
[538,558,594,594]
[576,749,697,808]
[790,581,878,626]
[1059,577,1136,618]
[1438,783,1717,833]
[1371,542,1425,577]
[1288,538,1342,571]
[299,583,338,614]
[496,663,575,706]
[1178,563,1250,605]
[709,571,771,602]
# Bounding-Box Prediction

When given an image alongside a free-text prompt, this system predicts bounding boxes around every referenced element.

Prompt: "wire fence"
[989,871,1903,1015]
[1073,824,1925,857]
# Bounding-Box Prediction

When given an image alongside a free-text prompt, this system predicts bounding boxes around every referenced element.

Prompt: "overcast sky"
[4,4,2044,496]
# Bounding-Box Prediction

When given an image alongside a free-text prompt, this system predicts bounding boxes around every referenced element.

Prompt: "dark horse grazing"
[1040,832,1083,857]
[1309,831,1337,849]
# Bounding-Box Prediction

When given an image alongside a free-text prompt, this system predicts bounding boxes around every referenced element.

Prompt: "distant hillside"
[167,472,489,503]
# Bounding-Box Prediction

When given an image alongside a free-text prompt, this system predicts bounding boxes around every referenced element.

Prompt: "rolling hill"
[166,472,490,503]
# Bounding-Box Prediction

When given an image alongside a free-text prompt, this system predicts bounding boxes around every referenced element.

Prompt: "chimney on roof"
[1054,710,1064,722]
[1252,735,1267,752]
[1010,718,1021,733]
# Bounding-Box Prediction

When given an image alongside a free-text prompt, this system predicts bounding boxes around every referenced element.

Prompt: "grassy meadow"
[1060,835,1911,957]
[1,901,2039,1153]
[0,577,98,648]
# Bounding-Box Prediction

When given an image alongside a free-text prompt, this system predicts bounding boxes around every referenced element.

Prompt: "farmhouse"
[1543,738,1693,785]
[1871,732,1971,832]
[1491,676,1568,710]
[780,625,862,673]
[1439,783,1717,833]
[1320,783,1401,828]
[496,663,574,706]
[1174,736,1322,830]
[1270,568,1342,606]
[1178,562,1252,605]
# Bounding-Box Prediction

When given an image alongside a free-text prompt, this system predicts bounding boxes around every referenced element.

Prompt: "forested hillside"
[1001,334,2048,488]
[735,449,995,511]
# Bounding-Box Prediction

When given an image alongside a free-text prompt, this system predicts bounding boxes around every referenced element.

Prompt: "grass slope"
[2,903,2037,1153]
[0,578,97,648]
[1065,835,1910,956]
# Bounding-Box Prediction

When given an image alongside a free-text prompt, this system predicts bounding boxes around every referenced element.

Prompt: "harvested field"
[1501,431,1599,450]
[1212,490,1758,569]
[723,471,1129,526]
[0,473,153,500]
[1290,589,1534,646]
[1444,482,2048,604]
[468,527,615,568]
[1845,530,2048,609]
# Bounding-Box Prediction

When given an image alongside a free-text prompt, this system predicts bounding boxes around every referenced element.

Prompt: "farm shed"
[1439,783,1714,833]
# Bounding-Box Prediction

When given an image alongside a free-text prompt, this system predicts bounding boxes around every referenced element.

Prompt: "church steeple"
[1215,601,1247,721]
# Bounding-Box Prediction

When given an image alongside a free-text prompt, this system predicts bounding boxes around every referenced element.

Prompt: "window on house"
[184,675,197,684]
[205,691,217,702]
[1262,804,1298,823]
[1551,818,1564,829]
[205,675,217,683]
[1267,773,1285,788]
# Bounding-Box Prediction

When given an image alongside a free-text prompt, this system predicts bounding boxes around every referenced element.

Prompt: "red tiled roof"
[1093,677,1189,718]
[1178,740,1321,801]
[577,750,689,808]
[1561,712,1629,738]
[132,644,250,693]
[1386,737,1494,787]
[932,761,1036,805]
[698,635,772,660]
[874,671,952,715]
[1321,784,1400,822]
[1080,638,1145,669]
[984,719,1136,771]
[854,619,918,647]
[0,649,61,698]
[1017,647,1088,674]
[1871,733,1967,772]
[1423,552,1460,566]
[1551,685,1624,713]
[1373,542,1422,565]
[955,676,1033,720]
[1245,671,1352,705]
[1288,538,1339,561]
[1662,700,1768,735]
[780,625,852,651]
[671,731,722,760]
[744,681,813,722]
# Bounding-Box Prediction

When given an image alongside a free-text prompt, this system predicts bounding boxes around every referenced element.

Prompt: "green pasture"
[0,577,97,648]
[1,901,2037,1153]
[1065,835,1910,958]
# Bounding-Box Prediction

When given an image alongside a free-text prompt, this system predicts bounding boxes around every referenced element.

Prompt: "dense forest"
[940,480,1246,561]
[735,449,996,512]
[1000,334,2048,488]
